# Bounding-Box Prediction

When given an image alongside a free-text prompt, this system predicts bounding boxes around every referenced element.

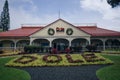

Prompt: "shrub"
[51,48,58,54]
[24,46,41,53]
[72,46,82,52]
[0,50,4,54]
[86,45,97,52]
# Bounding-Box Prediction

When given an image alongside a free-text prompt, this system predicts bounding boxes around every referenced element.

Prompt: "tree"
[107,0,120,8]
[0,0,10,31]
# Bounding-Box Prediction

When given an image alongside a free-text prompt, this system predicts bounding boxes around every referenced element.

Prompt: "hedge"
[24,46,41,53]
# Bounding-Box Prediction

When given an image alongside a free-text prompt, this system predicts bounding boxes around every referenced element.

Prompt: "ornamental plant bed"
[43,54,62,63]
[82,53,105,62]
[6,54,113,67]
[14,56,37,64]
[65,54,84,63]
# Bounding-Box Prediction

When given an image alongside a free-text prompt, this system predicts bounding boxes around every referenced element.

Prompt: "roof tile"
[78,26,120,37]
[0,27,43,37]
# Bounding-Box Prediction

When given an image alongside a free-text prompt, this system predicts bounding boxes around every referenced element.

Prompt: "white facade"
[0,19,120,52]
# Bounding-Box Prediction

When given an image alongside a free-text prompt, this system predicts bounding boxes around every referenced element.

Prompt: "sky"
[0,0,120,31]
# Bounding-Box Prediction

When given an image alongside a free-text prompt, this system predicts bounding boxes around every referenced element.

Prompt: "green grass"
[0,57,31,80]
[97,54,120,80]
[6,54,113,67]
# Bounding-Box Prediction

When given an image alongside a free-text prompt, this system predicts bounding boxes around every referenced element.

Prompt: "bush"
[71,46,82,52]
[86,45,97,52]
[24,46,41,53]
[0,50,4,54]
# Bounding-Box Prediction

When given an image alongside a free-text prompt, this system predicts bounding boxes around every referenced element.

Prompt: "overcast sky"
[0,0,120,31]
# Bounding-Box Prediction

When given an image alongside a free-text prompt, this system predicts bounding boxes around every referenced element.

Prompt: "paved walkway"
[19,65,106,80]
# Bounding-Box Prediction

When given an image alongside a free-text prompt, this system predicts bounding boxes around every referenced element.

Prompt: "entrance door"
[57,43,66,51]
[52,39,69,51]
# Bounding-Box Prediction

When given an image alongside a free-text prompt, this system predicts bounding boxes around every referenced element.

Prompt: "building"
[0,19,120,52]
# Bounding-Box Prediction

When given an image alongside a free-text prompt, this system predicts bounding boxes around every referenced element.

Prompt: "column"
[30,38,34,45]
[68,38,72,48]
[30,41,32,45]
[88,40,91,45]
[49,41,52,47]
[69,40,71,47]
[14,41,17,51]
[86,38,91,45]
[48,38,54,48]
[102,39,106,50]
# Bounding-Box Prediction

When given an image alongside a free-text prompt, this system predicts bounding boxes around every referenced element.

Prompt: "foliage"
[82,53,105,62]
[0,57,31,80]
[43,54,62,63]
[107,0,120,8]
[0,50,4,54]
[24,45,41,53]
[0,0,10,31]
[14,55,37,64]
[86,45,97,52]
[66,54,84,63]
[0,52,18,57]
[97,54,120,80]
[71,46,82,52]
[6,53,113,67]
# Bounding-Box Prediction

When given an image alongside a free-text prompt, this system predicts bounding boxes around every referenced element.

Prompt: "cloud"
[10,7,58,29]
[80,0,120,20]
[0,0,58,29]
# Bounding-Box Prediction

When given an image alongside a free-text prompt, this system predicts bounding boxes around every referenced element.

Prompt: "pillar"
[88,40,91,45]
[30,38,34,45]
[49,41,52,47]
[102,39,106,50]
[14,42,16,50]
[67,38,72,48]
[87,38,91,45]
[13,40,17,52]
[69,40,71,47]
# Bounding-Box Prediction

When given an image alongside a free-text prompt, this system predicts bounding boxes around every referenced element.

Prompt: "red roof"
[0,21,120,37]
[0,26,43,37]
[78,26,120,37]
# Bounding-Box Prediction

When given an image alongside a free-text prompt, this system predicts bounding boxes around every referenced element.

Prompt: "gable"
[30,19,90,37]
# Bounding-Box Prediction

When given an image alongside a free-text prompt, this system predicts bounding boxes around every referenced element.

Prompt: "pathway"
[19,65,106,80]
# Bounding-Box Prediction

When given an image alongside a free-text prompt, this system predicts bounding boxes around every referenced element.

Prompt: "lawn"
[97,54,120,80]
[0,53,119,80]
[0,57,31,80]
[6,53,113,67]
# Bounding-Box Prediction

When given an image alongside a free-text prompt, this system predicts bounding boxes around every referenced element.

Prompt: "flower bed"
[82,53,105,62]
[6,54,113,67]
[43,54,62,63]
[14,56,37,64]
[65,54,84,63]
